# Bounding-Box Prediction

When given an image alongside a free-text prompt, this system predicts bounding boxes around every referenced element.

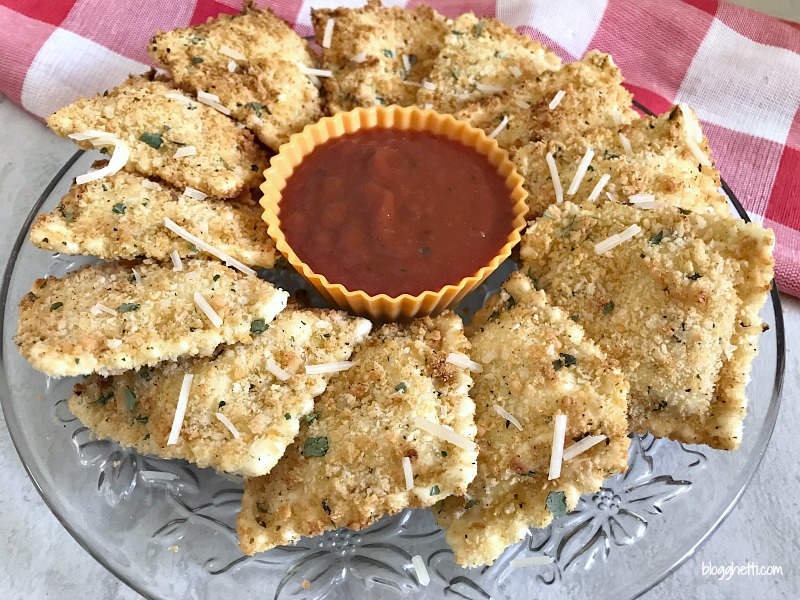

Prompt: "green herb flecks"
[395,382,408,393]
[213,274,220,282]
[250,319,268,335]
[27,292,37,302]
[474,21,485,36]
[321,499,331,515]
[649,230,664,245]
[430,485,441,496]
[654,400,668,411]
[135,415,149,425]
[602,301,615,314]
[687,272,703,280]
[138,366,151,381]
[112,203,126,214]
[546,491,567,517]
[95,390,114,405]
[50,302,63,311]
[382,49,394,58]
[452,30,463,35]
[303,436,329,457]
[488,310,500,322]
[305,412,319,424]
[117,303,140,313]
[441,450,447,457]
[552,353,577,371]
[245,102,264,117]
[218,401,226,409]
[191,56,204,63]
[465,498,479,509]
[125,386,137,411]
[284,413,292,420]
[138,132,163,149]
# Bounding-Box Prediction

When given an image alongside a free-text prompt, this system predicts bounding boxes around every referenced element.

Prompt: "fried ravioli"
[47,75,270,199]
[68,308,372,476]
[455,51,636,151]
[149,3,321,151]
[512,103,726,218]
[312,0,449,113]
[238,313,478,555]
[16,258,288,377]
[520,202,774,449]
[30,164,276,268]
[417,13,561,114]
[437,273,630,567]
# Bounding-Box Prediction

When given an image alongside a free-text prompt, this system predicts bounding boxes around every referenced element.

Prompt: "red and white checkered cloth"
[1,0,798,294]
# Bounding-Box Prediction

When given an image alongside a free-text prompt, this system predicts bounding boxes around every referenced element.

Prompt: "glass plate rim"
[0,139,786,600]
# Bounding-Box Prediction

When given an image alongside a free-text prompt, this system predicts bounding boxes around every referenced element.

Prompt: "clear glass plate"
[0,150,784,600]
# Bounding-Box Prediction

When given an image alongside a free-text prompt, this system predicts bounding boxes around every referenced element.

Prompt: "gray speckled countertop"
[1,2,799,597]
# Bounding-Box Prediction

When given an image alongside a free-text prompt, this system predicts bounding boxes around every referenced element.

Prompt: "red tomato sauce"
[279,128,515,297]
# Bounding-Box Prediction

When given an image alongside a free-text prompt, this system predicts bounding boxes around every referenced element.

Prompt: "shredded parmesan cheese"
[197,90,231,115]
[514,98,531,109]
[545,152,563,203]
[227,60,237,73]
[422,79,436,91]
[586,173,611,203]
[446,352,482,373]
[219,44,246,61]
[548,90,566,110]
[508,65,522,78]
[296,62,333,78]
[182,186,208,201]
[164,92,199,108]
[423,103,433,110]
[402,456,414,490]
[619,132,632,155]
[566,147,594,195]
[679,103,712,167]
[511,556,555,568]
[132,268,142,287]
[605,191,616,202]
[402,54,411,72]
[475,82,504,94]
[402,80,423,88]
[628,193,655,203]
[305,361,353,375]
[548,414,567,480]
[193,291,223,327]
[173,145,197,159]
[141,179,160,190]
[265,356,291,382]
[487,115,509,140]
[493,405,522,430]
[411,555,430,586]
[413,417,477,453]
[594,224,642,254]
[350,52,367,63]
[610,106,623,125]
[163,217,256,276]
[90,303,116,316]
[73,133,130,185]
[170,250,183,271]
[322,17,335,49]
[167,374,193,445]
[563,435,607,461]
[216,412,241,439]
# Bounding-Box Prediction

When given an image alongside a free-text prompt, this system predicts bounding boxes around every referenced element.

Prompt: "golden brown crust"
[455,51,636,151]
[512,103,726,218]
[149,6,321,150]
[15,258,288,377]
[438,273,630,567]
[312,0,450,112]
[30,164,276,268]
[520,202,774,449]
[417,13,562,113]
[238,313,478,554]
[68,308,372,476]
[46,75,270,199]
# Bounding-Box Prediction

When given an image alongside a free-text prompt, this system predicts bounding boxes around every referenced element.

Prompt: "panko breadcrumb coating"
[312,0,450,113]
[520,202,774,449]
[30,164,276,268]
[69,308,372,476]
[149,2,321,151]
[46,74,270,199]
[16,258,288,377]
[437,273,630,567]
[512,104,726,218]
[238,313,478,555]
[417,13,562,114]
[455,51,636,151]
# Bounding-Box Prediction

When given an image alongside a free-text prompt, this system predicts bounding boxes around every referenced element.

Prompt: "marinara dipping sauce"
[278,129,515,297]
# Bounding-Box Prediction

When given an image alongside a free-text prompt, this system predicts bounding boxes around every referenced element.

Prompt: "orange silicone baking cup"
[260,106,528,321]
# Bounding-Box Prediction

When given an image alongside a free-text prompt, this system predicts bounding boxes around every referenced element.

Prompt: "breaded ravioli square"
[437,273,630,567]
[417,13,561,114]
[69,308,372,477]
[30,164,276,268]
[238,313,478,555]
[312,0,450,113]
[149,3,321,151]
[520,202,774,449]
[16,258,288,377]
[512,103,727,218]
[46,75,270,199]
[455,51,637,152]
